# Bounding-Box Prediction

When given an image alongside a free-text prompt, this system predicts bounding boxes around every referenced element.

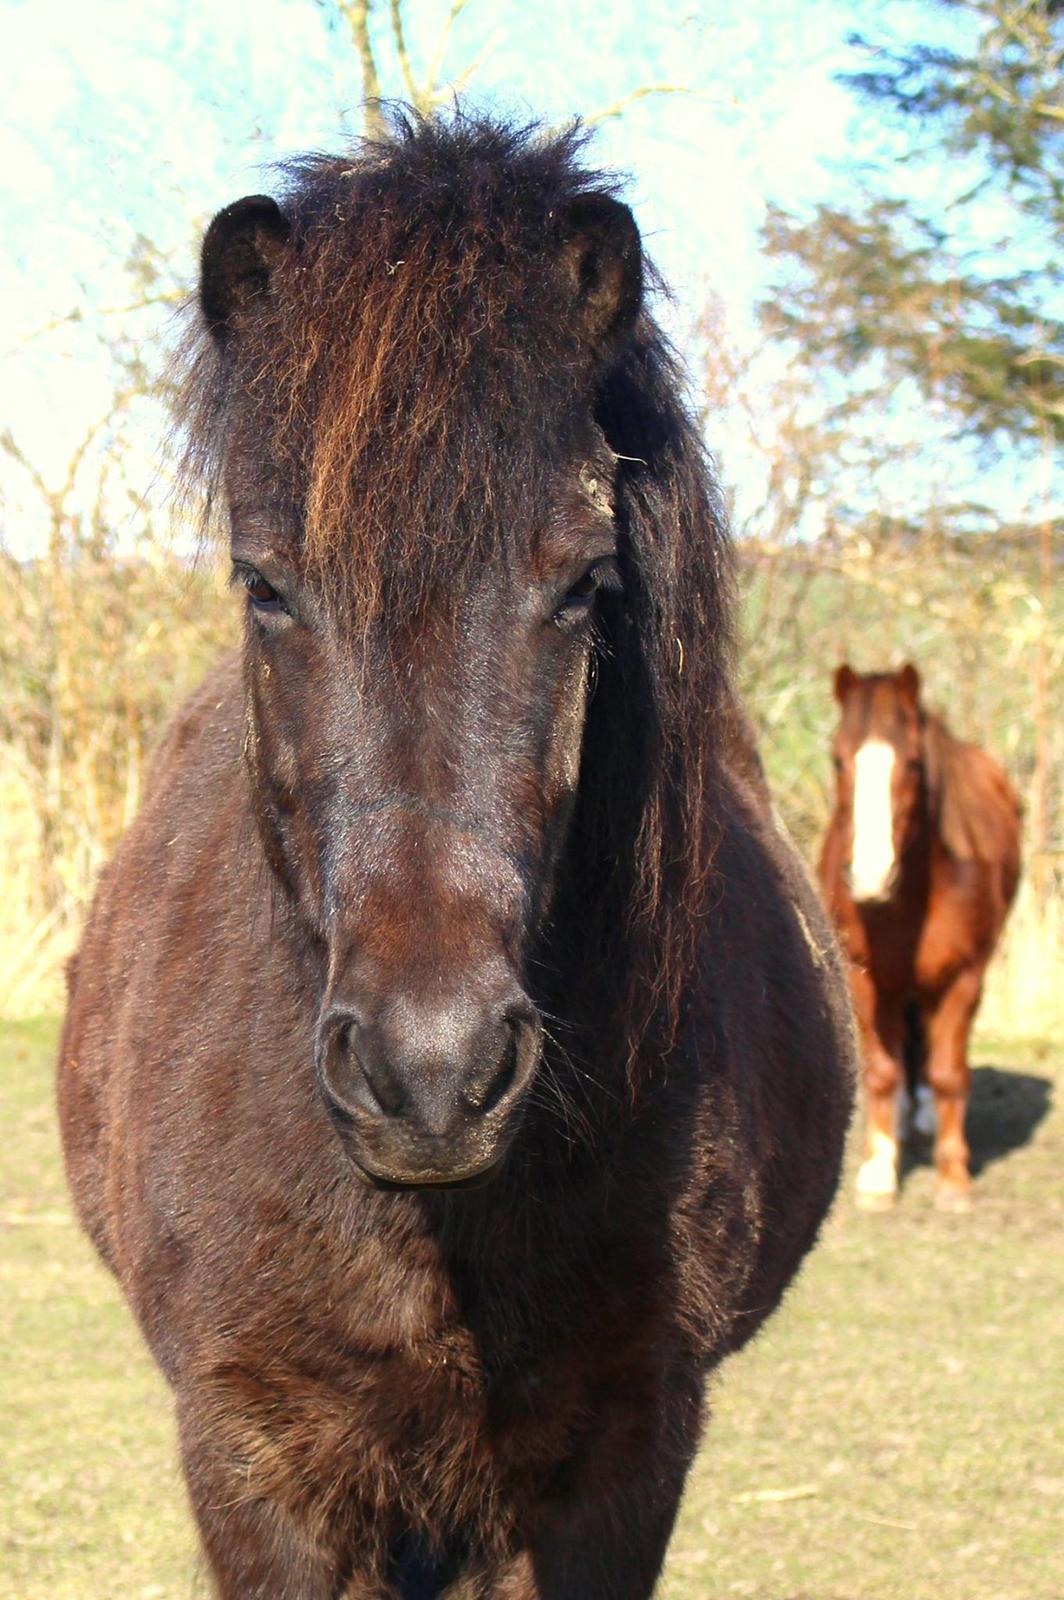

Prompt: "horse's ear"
[200,195,291,337]
[558,194,642,357]
[896,662,921,705]
[833,663,857,704]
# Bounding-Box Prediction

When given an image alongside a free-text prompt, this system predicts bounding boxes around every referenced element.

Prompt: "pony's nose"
[318,988,540,1139]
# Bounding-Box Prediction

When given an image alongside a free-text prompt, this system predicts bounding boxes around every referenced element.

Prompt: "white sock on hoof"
[856,1129,899,1199]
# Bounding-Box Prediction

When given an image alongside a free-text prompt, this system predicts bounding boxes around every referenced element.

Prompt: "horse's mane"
[175,110,734,1076]
[923,713,1021,869]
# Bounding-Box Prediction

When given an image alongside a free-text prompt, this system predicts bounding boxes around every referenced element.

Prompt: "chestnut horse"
[58,115,854,1599]
[820,663,1019,1212]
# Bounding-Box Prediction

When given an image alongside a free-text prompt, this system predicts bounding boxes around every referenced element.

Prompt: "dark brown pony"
[58,114,854,1600]
[819,663,1020,1212]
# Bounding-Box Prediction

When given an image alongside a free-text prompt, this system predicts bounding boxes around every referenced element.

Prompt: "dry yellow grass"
[981,877,1064,1037]
[0,765,78,1020]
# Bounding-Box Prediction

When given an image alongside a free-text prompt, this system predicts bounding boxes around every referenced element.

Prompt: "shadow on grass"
[967,1063,1053,1177]
[900,1062,1053,1179]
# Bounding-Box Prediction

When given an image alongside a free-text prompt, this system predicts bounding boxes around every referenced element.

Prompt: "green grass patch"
[2,1022,1060,1598]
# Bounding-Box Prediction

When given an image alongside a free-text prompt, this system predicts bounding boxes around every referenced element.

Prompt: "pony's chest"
[170,1170,679,1535]
[289,1205,654,1448]
[249,1206,591,1412]
[205,1256,603,1533]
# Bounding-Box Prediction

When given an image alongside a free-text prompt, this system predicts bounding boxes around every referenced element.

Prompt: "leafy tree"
[761,0,1064,450]
[760,194,1063,447]
[846,0,1064,227]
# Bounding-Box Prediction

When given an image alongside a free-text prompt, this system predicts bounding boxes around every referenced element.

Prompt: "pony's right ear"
[199,195,290,337]
[833,663,857,704]
[558,194,643,358]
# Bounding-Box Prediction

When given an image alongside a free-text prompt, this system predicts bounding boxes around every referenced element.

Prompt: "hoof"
[934,1180,973,1215]
[855,1146,898,1212]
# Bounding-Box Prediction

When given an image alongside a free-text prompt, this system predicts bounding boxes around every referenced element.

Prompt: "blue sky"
[1,0,1042,549]
[1,0,862,309]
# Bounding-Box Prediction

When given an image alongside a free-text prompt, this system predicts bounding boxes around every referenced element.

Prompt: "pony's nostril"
[468,1004,539,1116]
[478,1028,520,1116]
[320,1013,391,1118]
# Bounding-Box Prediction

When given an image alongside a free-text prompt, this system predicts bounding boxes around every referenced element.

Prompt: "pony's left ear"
[199,195,291,337]
[897,662,921,704]
[833,663,857,704]
[558,194,643,357]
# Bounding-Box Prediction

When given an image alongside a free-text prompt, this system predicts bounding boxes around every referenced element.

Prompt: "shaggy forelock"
[178,113,628,618]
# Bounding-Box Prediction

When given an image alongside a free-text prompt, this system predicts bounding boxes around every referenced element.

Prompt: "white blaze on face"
[850,738,897,901]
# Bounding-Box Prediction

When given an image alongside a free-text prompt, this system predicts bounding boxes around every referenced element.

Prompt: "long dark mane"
[175,110,734,1076]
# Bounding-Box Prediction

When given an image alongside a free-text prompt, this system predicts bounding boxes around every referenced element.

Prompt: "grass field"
[2,1018,1061,1600]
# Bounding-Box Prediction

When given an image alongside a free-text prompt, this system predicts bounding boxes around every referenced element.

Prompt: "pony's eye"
[234,566,284,613]
[554,559,620,623]
[566,569,600,604]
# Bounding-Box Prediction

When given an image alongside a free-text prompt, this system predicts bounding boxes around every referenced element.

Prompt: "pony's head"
[831,663,926,904]
[179,114,731,1188]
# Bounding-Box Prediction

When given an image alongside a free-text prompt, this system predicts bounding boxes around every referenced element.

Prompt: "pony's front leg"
[493,1472,689,1600]
[924,966,982,1211]
[181,1476,346,1599]
[851,969,905,1210]
[177,1401,376,1600]
[480,1387,700,1600]
[485,1483,684,1600]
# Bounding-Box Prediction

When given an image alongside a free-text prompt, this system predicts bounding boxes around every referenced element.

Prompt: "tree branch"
[424,0,472,98]
[584,83,695,128]
[389,0,419,102]
[336,0,385,136]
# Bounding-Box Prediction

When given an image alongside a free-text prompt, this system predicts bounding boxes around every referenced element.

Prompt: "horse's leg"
[851,970,905,1210]
[901,999,935,1140]
[182,1486,343,1600]
[483,1474,686,1600]
[477,1380,699,1600]
[924,966,982,1211]
[177,1402,372,1600]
